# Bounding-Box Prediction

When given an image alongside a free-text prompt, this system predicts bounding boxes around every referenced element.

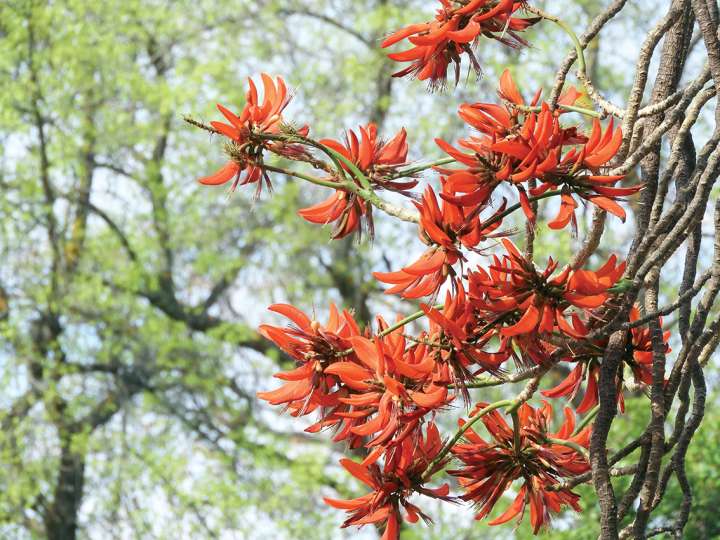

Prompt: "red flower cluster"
[373,185,505,298]
[542,306,671,413]
[258,307,467,538]
[421,282,510,381]
[450,401,590,532]
[194,6,650,535]
[259,306,453,450]
[382,1,538,87]
[324,423,451,539]
[298,123,412,239]
[257,281,654,537]
[370,73,636,307]
[627,307,671,384]
[258,309,455,420]
[256,303,361,421]
[436,70,641,230]
[471,239,625,339]
[198,74,309,196]
[257,221,631,538]
[374,233,624,364]
[238,71,646,539]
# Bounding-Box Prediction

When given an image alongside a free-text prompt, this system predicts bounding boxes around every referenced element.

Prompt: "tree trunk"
[44,430,86,540]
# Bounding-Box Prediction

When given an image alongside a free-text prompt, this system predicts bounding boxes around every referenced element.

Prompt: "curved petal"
[198,161,240,186]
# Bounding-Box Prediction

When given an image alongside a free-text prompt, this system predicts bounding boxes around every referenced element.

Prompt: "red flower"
[324,422,451,540]
[421,283,511,382]
[433,136,507,210]
[381,1,538,87]
[450,401,590,533]
[297,190,369,240]
[486,106,631,228]
[373,185,505,298]
[628,306,671,384]
[320,123,412,185]
[536,118,639,229]
[469,239,624,341]
[259,305,457,449]
[541,361,606,414]
[432,70,544,206]
[435,71,583,216]
[437,71,640,229]
[256,303,361,416]
[542,306,671,412]
[324,334,452,448]
[198,73,309,196]
[373,248,451,300]
[298,124,413,239]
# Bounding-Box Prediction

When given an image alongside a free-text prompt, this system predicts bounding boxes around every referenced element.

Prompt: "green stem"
[511,410,522,455]
[338,304,443,357]
[262,165,342,190]
[421,399,513,482]
[547,437,590,461]
[378,305,443,338]
[558,104,602,118]
[258,132,351,183]
[260,133,420,223]
[323,147,373,191]
[573,404,599,436]
[392,157,457,177]
[323,147,421,222]
[552,18,586,76]
[526,6,592,103]
[456,375,506,389]
[506,397,524,414]
[526,6,586,76]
